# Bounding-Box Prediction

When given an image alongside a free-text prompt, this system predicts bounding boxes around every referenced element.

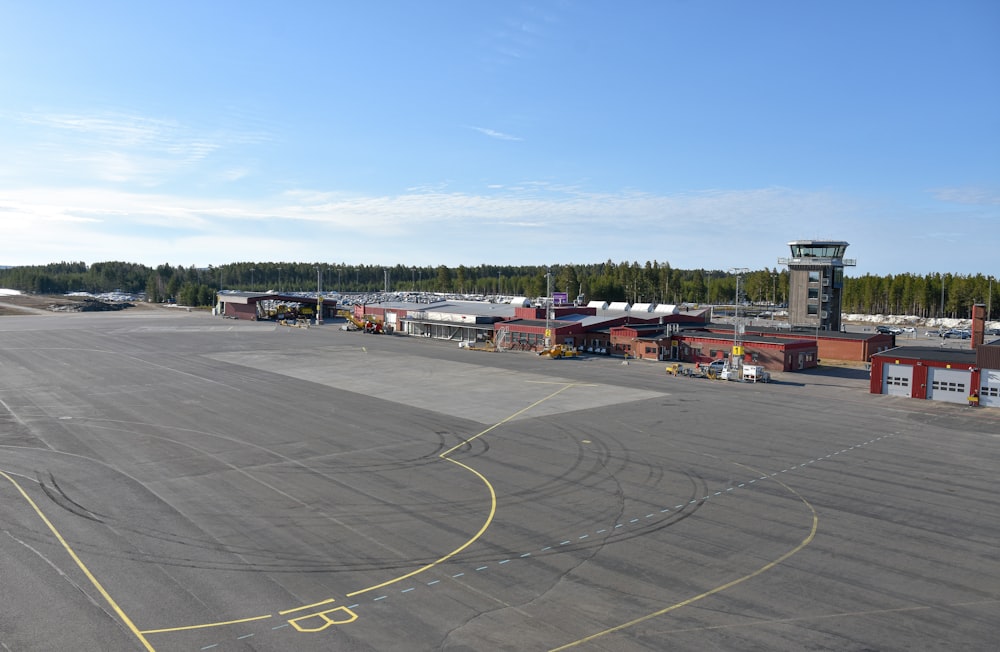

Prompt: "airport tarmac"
[1,309,998,651]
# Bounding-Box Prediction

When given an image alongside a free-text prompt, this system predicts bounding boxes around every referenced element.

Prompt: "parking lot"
[1,309,998,651]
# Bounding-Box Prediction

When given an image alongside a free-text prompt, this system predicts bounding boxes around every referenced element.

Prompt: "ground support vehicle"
[740,365,771,383]
[538,344,578,359]
[462,340,498,352]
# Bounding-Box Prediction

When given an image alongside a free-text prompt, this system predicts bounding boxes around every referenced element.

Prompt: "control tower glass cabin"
[778,240,856,331]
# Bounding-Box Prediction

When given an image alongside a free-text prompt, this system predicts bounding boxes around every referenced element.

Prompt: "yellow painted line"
[439,383,578,458]
[347,383,579,598]
[346,455,498,598]
[0,470,156,651]
[548,473,819,651]
[5,381,585,641]
[141,613,272,634]
[279,598,336,615]
[631,598,1000,636]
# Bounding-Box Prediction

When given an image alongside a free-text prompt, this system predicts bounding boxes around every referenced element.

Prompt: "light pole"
[315,266,323,325]
[250,267,255,291]
[729,267,749,371]
[940,276,945,318]
[545,268,552,348]
[988,275,993,322]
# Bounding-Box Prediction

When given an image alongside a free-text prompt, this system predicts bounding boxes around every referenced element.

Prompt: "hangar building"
[869,305,1000,407]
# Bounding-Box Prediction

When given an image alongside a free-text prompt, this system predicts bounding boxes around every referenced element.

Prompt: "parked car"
[941,329,970,339]
[875,325,901,335]
[706,359,728,373]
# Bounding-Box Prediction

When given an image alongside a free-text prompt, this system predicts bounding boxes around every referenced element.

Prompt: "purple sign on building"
[553,292,569,305]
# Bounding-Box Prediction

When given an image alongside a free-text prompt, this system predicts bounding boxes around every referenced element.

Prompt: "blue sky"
[1,1,997,276]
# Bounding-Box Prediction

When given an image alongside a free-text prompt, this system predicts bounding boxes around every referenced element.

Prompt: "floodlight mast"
[545,268,552,348]
[316,265,323,325]
[729,267,750,371]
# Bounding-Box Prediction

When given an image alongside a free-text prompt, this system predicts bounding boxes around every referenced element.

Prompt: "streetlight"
[250,267,256,291]
[728,267,749,371]
[988,275,993,322]
[315,265,323,325]
[545,268,553,348]
[940,275,945,318]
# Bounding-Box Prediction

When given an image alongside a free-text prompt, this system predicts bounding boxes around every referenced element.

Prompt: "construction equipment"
[339,310,383,333]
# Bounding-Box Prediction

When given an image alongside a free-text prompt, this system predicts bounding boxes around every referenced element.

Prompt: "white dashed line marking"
[204,432,899,650]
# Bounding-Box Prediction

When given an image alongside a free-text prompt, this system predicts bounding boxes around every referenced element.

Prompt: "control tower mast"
[778,240,856,331]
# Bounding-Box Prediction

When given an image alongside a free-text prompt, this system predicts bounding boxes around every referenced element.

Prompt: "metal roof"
[707,323,886,342]
[872,346,978,363]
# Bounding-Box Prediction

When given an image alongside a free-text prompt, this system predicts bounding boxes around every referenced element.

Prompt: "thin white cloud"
[21,112,175,146]
[930,186,1000,205]
[469,126,523,141]
[11,110,267,186]
[0,184,861,270]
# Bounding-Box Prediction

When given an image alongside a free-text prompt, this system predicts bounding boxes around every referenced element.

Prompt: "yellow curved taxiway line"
[1,470,157,651]
[112,381,581,637]
[346,382,578,598]
[549,470,819,651]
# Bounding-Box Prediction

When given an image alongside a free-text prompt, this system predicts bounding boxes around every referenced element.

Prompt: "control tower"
[778,240,856,331]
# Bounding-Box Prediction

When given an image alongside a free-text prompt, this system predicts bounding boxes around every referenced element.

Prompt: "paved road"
[1,310,997,651]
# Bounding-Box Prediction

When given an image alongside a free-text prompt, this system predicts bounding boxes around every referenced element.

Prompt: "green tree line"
[0,261,995,318]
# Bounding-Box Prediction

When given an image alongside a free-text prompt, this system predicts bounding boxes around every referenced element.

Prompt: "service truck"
[740,365,770,383]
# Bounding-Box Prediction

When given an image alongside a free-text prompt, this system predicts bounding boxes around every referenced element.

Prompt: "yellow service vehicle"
[538,344,578,359]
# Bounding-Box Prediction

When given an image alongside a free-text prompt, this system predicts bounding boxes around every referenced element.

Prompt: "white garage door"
[882,363,913,397]
[980,369,1000,408]
[927,367,972,404]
